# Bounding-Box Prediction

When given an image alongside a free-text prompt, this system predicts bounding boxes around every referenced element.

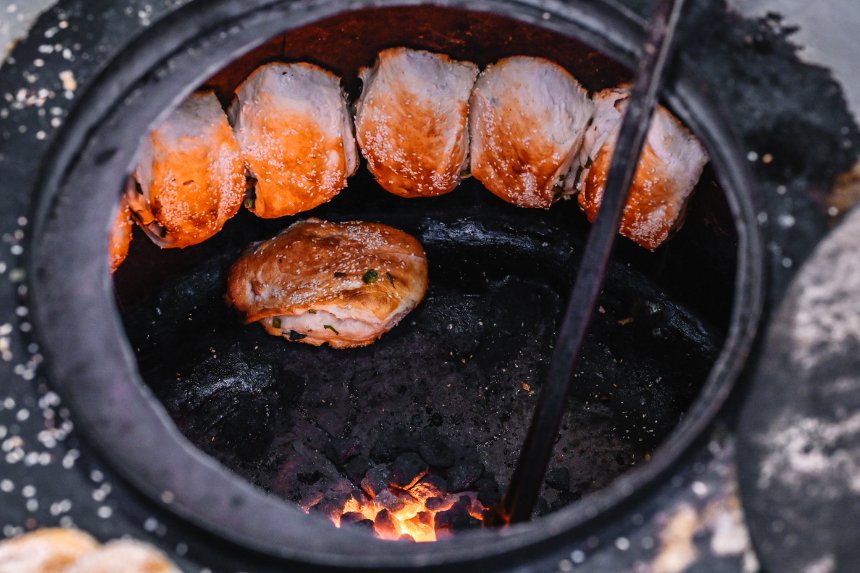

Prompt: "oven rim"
[27,0,765,568]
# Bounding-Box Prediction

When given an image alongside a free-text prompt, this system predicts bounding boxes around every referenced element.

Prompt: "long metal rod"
[495,0,689,524]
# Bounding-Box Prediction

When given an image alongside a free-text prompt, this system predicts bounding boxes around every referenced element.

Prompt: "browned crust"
[356,50,473,198]
[469,58,587,209]
[61,540,180,573]
[470,98,564,208]
[233,62,353,218]
[578,141,683,251]
[0,528,99,573]
[129,102,246,248]
[243,111,349,217]
[109,196,133,273]
[358,94,469,198]
[226,219,428,347]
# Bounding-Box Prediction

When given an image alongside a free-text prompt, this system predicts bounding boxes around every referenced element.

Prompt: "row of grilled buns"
[111,48,709,271]
[0,528,181,573]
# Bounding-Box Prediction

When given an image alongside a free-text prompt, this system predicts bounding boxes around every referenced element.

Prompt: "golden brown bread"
[129,91,246,249]
[469,56,593,208]
[577,87,708,250]
[0,528,99,573]
[60,540,181,573]
[0,531,182,573]
[355,48,478,198]
[109,195,133,273]
[227,218,428,348]
[230,63,358,218]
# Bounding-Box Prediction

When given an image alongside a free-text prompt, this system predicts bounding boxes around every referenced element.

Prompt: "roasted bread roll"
[128,91,246,249]
[227,218,428,348]
[61,540,181,573]
[109,195,133,273]
[355,48,479,198]
[0,528,99,573]
[230,63,358,218]
[469,56,593,208]
[577,87,709,250]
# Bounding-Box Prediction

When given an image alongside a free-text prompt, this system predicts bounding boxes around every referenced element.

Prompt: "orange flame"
[321,480,485,542]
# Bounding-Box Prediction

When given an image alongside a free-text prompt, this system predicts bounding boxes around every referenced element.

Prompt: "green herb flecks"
[386,271,395,286]
[272,317,282,329]
[307,309,317,314]
[362,269,379,284]
[324,324,340,335]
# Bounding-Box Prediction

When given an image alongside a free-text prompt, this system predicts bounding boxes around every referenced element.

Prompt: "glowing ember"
[310,478,486,542]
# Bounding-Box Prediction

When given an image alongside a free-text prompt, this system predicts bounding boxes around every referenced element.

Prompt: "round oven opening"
[29,0,763,569]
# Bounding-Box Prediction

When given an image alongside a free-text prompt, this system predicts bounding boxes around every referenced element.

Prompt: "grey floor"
[0,0,56,61]
[727,0,860,120]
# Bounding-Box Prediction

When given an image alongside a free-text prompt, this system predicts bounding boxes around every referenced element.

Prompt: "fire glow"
[309,478,486,542]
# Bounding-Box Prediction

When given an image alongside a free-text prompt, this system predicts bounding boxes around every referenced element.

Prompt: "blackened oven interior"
[113,7,737,534]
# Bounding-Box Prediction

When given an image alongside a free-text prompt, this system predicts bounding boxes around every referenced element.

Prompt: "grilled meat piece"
[355,48,478,198]
[227,218,428,348]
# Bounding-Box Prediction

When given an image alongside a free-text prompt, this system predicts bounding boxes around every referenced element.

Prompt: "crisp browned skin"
[578,142,677,251]
[242,112,349,217]
[227,218,428,348]
[130,92,246,249]
[231,63,357,218]
[577,97,708,251]
[143,121,244,247]
[469,56,593,209]
[471,100,562,207]
[109,196,133,273]
[355,48,478,198]
[359,92,467,197]
[0,528,99,573]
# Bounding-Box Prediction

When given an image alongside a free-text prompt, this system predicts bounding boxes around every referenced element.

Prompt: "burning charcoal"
[545,467,570,491]
[325,436,362,466]
[390,453,428,489]
[399,534,416,542]
[341,511,369,525]
[475,476,501,506]
[447,462,483,492]
[375,489,406,513]
[349,489,370,506]
[370,428,417,463]
[348,518,376,531]
[374,509,398,539]
[361,465,392,498]
[435,497,480,533]
[415,511,433,527]
[425,497,447,511]
[344,455,372,485]
[309,496,345,521]
[419,474,447,492]
[418,436,454,468]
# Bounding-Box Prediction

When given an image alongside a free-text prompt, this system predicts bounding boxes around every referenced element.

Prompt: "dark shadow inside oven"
[111,6,736,536]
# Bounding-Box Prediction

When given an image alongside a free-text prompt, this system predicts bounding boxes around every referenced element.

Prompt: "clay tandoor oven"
[28,0,763,569]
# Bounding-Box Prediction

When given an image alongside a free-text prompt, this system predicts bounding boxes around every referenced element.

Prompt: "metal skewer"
[494,0,689,524]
